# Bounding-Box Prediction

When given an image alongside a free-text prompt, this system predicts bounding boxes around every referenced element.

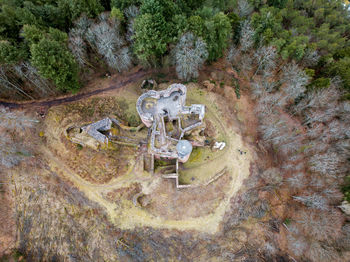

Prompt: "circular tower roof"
[176,140,193,157]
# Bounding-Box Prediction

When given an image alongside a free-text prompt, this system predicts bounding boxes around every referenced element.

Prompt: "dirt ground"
[0,182,16,257]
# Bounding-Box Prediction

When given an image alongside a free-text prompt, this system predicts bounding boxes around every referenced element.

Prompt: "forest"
[0,0,350,98]
[1,0,350,261]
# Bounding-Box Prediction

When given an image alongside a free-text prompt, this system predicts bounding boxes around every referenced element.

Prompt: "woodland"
[1,0,350,261]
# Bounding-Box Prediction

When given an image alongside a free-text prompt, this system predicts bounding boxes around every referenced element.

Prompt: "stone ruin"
[136,83,205,162]
[136,83,206,187]
[66,83,206,188]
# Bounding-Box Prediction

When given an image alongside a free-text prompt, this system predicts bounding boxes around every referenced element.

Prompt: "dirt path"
[0,68,152,109]
[0,67,241,111]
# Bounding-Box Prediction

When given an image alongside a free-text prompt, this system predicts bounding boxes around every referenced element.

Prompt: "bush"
[111,7,124,22]
[342,176,350,202]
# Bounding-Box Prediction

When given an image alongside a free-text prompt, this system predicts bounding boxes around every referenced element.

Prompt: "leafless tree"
[0,134,26,168]
[237,0,253,17]
[293,193,329,210]
[227,45,240,65]
[279,135,304,155]
[285,172,307,189]
[308,152,346,178]
[301,49,320,67]
[281,63,309,104]
[339,101,350,122]
[253,46,277,77]
[0,66,34,100]
[306,241,340,262]
[251,80,276,99]
[296,209,344,241]
[74,14,91,33]
[294,85,340,115]
[0,106,38,129]
[304,140,328,155]
[69,28,88,67]
[124,5,139,43]
[304,107,338,125]
[239,20,255,52]
[259,115,287,144]
[0,107,37,168]
[336,224,350,251]
[335,139,350,158]
[321,187,344,204]
[172,32,208,81]
[286,234,308,258]
[327,119,349,141]
[13,62,55,97]
[98,12,110,22]
[124,5,139,19]
[255,92,287,117]
[240,54,254,77]
[86,18,131,72]
[306,123,324,139]
[260,167,282,185]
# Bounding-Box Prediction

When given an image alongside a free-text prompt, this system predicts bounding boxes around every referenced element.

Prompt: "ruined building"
[66,83,206,188]
[136,83,205,164]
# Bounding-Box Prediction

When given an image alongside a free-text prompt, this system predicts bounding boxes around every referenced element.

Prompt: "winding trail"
[0,68,152,109]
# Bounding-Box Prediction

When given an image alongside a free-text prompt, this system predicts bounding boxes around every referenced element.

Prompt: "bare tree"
[336,224,350,251]
[296,209,344,241]
[304,140,328,155]
[304,107,338,125]
[0,106,38,129]
[286,234,308,258]
[259,115,287,144]
[294,85,340,115]
[0,134,25,168]
[124,5,139,43]
[227,45,240,65]
[13,62,55,97]
[279,134,304,155]
[286,172,307,189]
[281,63,309,104]
[308,152,346,178]
[301,49,320,67]
[86,17,131,72]
[0,107,37,168]
[306,241,340,262]
[240,54,254,77]
[251,80,276,99]
[239,20,255,52]
[282,162,305,172]
[260,167,282,185]
[74,14,92,33]
[0,66,34,100]
[172,32,208,81]
[293,193,329,210]
[237,0,253,17]
[335,139,350,159]
[253,46,277,77]
[255,92,287,117]
[339,101,350,122]
[69,28,88,67]
[327,119,349,141]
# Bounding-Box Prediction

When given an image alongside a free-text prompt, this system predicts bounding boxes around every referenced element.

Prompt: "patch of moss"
[154,159,171,169]
[342,176,350,202]
[187,147,202,163]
